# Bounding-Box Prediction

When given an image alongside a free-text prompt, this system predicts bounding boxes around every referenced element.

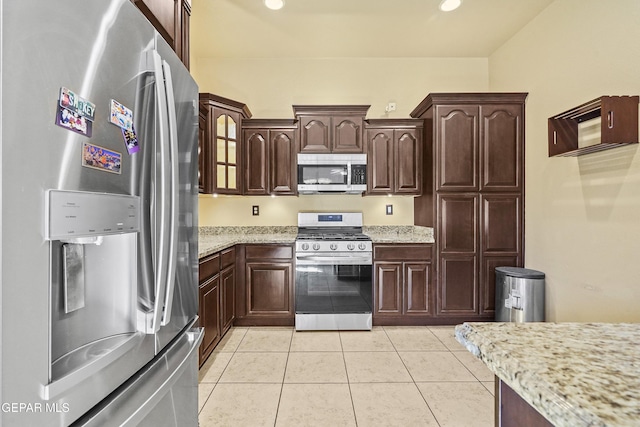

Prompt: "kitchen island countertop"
[455,322,640,427]
[198,225,434,258]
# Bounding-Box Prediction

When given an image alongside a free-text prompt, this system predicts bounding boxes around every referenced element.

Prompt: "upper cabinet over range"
[293,105,370,153]
[198,95,424,197]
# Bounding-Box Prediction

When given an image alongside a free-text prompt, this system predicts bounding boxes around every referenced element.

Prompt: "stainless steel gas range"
[295,212,373,331]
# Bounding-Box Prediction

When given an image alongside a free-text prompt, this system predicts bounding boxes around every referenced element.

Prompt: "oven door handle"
[296,255,372,265]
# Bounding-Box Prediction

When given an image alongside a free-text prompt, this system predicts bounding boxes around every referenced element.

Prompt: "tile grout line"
[273,327,295,427]
[339,330,360,427]
[383,326,444,427]
[198,327,249,415]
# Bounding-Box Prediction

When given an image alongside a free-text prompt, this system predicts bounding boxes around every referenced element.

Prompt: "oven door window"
[298,165,348,185]
[295,264,372,314]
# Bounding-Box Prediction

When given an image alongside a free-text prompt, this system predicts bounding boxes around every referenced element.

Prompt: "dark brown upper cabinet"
[199,93,252,195]
[411,93,527,323]
[365,119,423,195]
[548,95,639,157]
[132,0,191,69]
[293,105,370,153]
[431,102,523,193]
[243,119,297,196]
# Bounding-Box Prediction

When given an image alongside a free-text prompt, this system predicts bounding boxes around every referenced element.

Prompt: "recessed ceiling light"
[439,0,462,12]
[264,0,284,10]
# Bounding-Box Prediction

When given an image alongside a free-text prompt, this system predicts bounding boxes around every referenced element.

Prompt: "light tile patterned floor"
[198,326,494,427]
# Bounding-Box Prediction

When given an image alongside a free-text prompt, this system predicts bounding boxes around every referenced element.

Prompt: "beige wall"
[192,56,489,226]
[489,0,640,322]
[198,194,415,226]
[191,57,489,118]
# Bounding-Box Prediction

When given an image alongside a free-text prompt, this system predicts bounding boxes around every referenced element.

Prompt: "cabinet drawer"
[221,247,235,269]
[199,253,220,282]
[245,245,293,260]
[373,244,432,261]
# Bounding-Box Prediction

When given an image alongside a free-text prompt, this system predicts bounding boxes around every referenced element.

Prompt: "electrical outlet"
[252,205,259,216]
[386,204,393,215]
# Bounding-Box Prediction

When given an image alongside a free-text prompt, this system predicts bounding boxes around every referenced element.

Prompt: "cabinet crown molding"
[410,93,528,118]
[293,105,370,117]
[199,93,252,118]
[242,118,298,129]
[365,118,424,129]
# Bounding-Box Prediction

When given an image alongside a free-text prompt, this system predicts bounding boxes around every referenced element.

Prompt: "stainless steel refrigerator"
[0,1,202,425]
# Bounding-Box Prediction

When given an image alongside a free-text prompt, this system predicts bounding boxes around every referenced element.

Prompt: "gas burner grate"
[296,233,371,242]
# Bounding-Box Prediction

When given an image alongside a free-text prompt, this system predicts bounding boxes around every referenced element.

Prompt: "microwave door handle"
[160,59,179,327]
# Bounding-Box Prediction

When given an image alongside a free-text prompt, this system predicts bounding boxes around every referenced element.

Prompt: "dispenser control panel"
[46,190,140,240]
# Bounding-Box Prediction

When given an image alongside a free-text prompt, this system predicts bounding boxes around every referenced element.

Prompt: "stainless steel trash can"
[495,267,545,322]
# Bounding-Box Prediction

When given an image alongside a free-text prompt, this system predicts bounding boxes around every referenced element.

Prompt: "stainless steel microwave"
[297,153,367,194]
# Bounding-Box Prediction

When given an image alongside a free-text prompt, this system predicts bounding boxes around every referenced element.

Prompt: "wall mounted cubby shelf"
[548,95,639,157]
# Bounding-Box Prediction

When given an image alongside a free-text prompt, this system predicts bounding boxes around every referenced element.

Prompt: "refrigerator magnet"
[81,142,122,174]
[109,99,133,131]
[59,87,96,122]
[55,105,93,137]
[122,126,140,155]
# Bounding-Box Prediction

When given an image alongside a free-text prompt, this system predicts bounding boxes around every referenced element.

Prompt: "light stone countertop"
[455,322,640,427]
[363,225,434,244]
[198,226,297,258]
[198,225,434,258]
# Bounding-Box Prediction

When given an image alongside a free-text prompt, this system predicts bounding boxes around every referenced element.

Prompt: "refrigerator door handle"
[160,58,179,326]
[149,50,171,334]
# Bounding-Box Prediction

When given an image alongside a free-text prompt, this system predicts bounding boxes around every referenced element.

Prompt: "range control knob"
[313,243,320,251]
[330,244,338,250]
[358,243,367,250]
[347,243,355,250]
[301,243,309,250]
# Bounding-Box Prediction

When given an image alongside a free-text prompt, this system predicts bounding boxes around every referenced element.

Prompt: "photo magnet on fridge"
[59,87,96,122]
[122,126,140,154]
[55,105,93,137]
[109,99,133,131]
[81,142,122,174]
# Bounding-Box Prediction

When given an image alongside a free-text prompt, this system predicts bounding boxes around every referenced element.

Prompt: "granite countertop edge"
[454,322,637,427]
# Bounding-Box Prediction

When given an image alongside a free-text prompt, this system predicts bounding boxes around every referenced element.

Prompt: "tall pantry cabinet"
[411,93,527,323]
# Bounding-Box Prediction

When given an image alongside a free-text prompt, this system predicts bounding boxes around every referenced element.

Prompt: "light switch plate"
[386,204,393,215]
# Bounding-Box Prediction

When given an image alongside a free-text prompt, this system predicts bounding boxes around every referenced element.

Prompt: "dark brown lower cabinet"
[496,378,553,427]
[199,247,236,366]
[235,244,294,326]
[220,247,236,336]
[373,244,433,325]
[435,192,521,321]
[198,252,221,366]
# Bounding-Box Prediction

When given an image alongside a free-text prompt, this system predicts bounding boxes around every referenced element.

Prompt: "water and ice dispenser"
[45,190,142,390]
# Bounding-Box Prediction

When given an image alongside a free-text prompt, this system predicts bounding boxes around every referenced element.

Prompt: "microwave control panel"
[351,164,367,185]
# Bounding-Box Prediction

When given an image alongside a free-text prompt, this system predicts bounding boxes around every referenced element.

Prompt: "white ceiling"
[191,0,556,59]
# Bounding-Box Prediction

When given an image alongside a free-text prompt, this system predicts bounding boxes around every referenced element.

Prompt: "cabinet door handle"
[607,111,614,129]
[553,130,557,145]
